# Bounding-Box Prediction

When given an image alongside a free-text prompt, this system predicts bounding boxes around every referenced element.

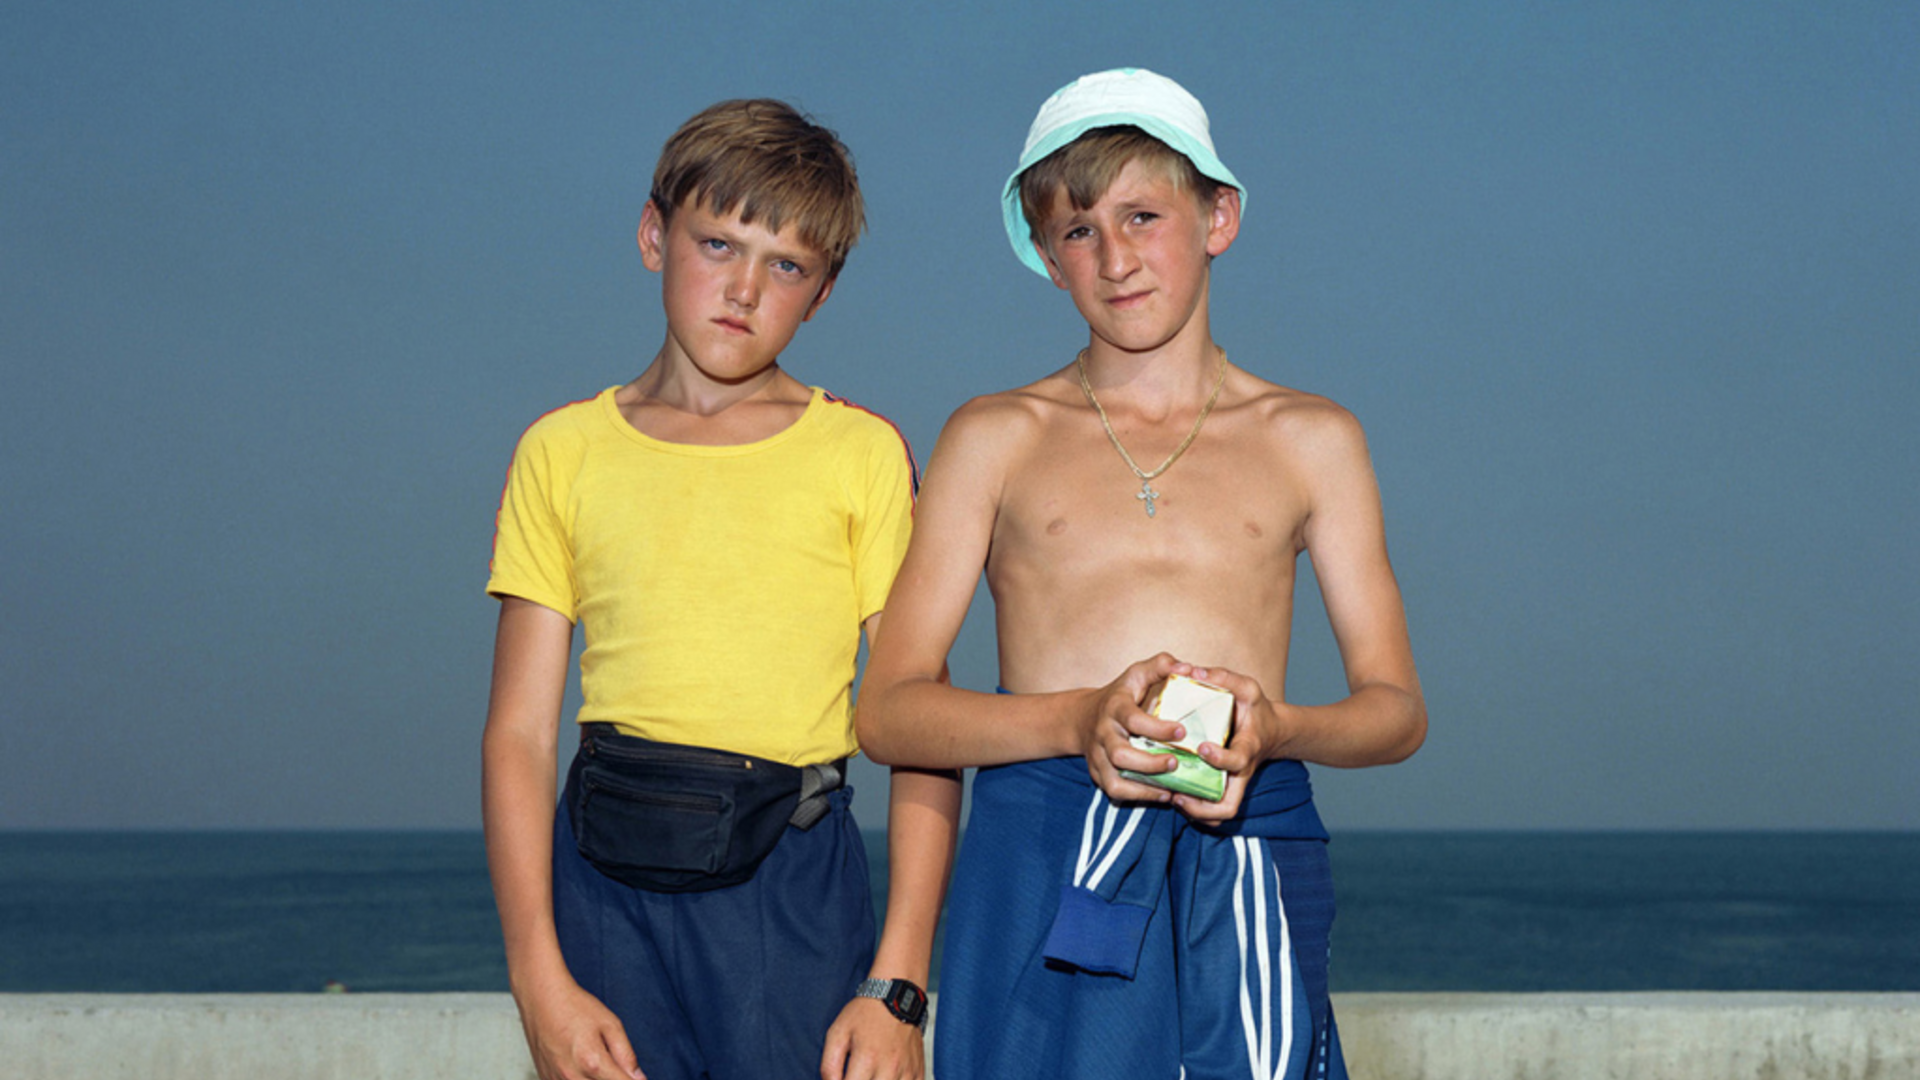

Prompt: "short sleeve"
[849,421,919,624]
[486,418,580,621]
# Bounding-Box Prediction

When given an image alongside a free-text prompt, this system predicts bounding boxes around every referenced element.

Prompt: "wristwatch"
[854,977,928,1030]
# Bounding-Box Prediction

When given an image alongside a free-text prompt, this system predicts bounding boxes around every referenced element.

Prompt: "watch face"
[887,980,926,1022]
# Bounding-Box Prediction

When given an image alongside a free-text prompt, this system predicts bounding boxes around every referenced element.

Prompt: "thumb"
[819,1021,851,1080]
[603,1023,645,1080]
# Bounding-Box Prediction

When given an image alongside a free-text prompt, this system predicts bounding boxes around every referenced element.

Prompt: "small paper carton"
[1118,675,1233,802]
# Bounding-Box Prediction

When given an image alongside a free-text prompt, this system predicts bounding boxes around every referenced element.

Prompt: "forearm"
[856,676,1094,769]
[866,767,963,986]
[1275,680,1426,769]
[481,598,581,1001]
[482,722,575,997]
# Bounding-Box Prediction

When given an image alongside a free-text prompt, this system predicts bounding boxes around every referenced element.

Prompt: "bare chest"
[993,419,1306,574]
[984,417,1311,685]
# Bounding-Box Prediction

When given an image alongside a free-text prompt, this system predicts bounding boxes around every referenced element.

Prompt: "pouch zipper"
[586,737,755,771]
[583,773,723,812]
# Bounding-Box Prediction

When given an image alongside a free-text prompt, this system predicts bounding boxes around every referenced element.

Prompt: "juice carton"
[1118,675,1233,801]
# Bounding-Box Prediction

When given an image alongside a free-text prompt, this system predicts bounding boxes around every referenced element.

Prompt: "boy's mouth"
[713,317,753,334]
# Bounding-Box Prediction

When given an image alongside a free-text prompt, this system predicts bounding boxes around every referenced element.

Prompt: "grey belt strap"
[791,758,846,830]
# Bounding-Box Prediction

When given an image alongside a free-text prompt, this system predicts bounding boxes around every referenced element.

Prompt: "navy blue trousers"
[552,768,875,1080]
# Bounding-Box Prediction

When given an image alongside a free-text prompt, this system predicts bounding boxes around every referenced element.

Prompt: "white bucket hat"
[1001,67,1245,277]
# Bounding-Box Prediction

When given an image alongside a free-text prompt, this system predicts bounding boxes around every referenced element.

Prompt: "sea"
[2,830,1916,994]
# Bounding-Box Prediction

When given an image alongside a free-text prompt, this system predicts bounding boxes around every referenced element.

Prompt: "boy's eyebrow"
[760,236,827,269]
[1050,188,1170,227]
[696,213,827,267]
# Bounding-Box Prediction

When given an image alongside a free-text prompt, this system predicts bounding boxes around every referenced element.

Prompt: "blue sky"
[2,1,1915,830]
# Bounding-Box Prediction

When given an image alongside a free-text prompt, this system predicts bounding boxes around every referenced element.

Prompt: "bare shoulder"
[1233,370,1371,465]
[934,368,1079,468]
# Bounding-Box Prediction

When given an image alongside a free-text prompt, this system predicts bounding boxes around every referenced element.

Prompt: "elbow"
[854,694,903,766]
[1386,695,1427,764]
[856,669,950,767]
[1344,679,1426,766]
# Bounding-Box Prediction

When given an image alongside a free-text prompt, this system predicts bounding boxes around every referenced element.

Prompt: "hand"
[1082,653,1194,804]
[1175,665,1290,824]
[515,976,646,1080]
[820,996,925,1080]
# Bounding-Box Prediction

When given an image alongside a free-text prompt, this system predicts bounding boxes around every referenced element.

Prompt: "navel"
[1047,517,1070,536]
[1244,521,1264,539]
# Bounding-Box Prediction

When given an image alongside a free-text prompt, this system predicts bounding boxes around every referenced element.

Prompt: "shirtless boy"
[857,69,1425,1079]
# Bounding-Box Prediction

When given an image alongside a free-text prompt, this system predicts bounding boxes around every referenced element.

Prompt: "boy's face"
[1031,157,1239,355]
[638,198,836,384]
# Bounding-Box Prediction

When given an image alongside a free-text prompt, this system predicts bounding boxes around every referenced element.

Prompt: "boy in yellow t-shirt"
[484,99,959,1080]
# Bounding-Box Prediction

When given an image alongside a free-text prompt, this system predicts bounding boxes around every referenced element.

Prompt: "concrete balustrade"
[1338,993,1920,1079]
[2,992,1916,1079]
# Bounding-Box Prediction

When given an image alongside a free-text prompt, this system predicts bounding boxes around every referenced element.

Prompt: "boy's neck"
[1077,324,1226,417]
[616,350,812,446]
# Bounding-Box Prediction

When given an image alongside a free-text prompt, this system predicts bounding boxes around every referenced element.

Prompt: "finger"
[1174,796,1235,823]
[1098,707,1182,749]
[583,1016,644,1080]
[1134,651,1180,675]
[600,1023,644,1080]
[1094,768,1176,804]
[1190,665,1261,702]
[1095,719,1177,772]
[1174,780,1246,822]
[1091,744,1174,787]
[1106,740,1180,776]
[837,1034,877,1080]
[1122,710,1185,744]
[819,1024,848,1080]
[1104,693,1182,743]
[890,1039,923,1080]
[1195,739,1254,773]
[575,1043,627,1080]
[1128,653,1189,690]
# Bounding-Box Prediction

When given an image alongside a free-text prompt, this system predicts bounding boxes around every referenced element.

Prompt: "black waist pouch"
[566,724,842,894]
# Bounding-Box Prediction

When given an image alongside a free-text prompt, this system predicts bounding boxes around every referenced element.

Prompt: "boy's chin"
[697,361,784,386]
[1072,306,1206,356]
[1081,325,1189,356]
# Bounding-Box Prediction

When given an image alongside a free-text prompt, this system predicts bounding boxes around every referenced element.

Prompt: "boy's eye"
[702,238,731,253]
[1063,225,1092,241]
[1131,211,1159,225]
[773,258,805,276]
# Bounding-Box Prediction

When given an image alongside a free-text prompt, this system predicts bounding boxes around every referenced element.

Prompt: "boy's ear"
[637,200,667,271]
[802,272,838,322]
[1206,187,1242,258]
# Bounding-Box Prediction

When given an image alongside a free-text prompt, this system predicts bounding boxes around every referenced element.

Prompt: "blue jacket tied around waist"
[1039,755,1327,979]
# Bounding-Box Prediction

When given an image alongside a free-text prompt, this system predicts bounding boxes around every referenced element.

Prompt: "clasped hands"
[1082,652,1293,824]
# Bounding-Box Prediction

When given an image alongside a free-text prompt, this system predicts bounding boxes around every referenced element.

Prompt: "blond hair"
[651,99,865,277]
[1017,126,1222,242]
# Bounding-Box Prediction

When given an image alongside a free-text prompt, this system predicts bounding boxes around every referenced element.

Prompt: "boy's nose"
[1100,237,1140,280]
[726,267,761,309]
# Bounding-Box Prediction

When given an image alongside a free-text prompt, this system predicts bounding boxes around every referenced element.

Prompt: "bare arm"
[821,766,962,1080]
[823,615,964,1080]
[1184,409,1426,821]
[483,597,644,1080]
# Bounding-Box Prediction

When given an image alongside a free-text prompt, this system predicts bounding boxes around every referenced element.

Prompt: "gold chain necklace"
[1075,348,1227,518]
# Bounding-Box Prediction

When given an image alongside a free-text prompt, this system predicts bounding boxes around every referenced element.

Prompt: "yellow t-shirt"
[486,386,917,765]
